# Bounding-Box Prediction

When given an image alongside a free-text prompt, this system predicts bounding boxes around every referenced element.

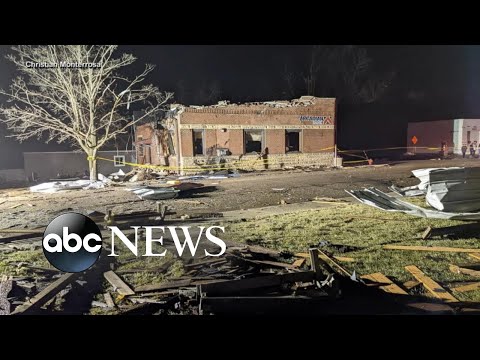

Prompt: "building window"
[193,130,204,156]
[286,130,301,152]
[113,155,126,167]
[468,131,471,143]
[244,129,264,154]
[167,131,175,155]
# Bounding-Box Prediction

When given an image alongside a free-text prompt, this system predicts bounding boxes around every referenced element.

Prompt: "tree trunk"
[87,149,98,181]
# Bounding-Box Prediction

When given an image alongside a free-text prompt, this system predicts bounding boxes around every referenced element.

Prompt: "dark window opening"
[137,144,144,157]
[286,130,300,152]
[468,131,471,143]
[244,130,263,154]
[193,130,204,156]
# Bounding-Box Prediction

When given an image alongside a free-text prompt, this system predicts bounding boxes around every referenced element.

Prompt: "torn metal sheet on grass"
[127,186,180,200]
[389,167,480,212]
[345,187,480,220]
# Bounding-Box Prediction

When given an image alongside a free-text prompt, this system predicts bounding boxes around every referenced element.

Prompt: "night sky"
[1,45,480,169]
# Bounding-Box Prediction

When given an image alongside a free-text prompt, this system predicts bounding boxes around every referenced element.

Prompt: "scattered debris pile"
[390,167,480,212]
[346,187,480,220]
[4,230,476,315]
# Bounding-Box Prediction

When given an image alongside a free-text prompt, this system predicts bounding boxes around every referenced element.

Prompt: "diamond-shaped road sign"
[411,136,418,145]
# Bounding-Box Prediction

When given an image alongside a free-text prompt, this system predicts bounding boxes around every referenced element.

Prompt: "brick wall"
[180,129,194,157]
[303,129,335,152]
[266,129,286,154]
[181,152,335,173]
[178,97,336,157]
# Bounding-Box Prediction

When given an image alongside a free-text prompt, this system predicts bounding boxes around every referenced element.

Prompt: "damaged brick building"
[134,96,338,173]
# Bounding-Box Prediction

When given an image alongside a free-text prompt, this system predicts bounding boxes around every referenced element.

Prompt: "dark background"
[1,45,480,169]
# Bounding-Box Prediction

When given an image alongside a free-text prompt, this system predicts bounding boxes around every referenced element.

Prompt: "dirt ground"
[2,158,480,229]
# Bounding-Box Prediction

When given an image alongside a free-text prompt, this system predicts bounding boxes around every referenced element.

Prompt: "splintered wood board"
[449,264,480,278]
[103,271,135,296]
[292,258,306,268]
[405,265,459,303]
[384,245,480,253]
[295,252,355,262]
[361,272,408,295]
[452,282,480,293]
[469,253,480,261]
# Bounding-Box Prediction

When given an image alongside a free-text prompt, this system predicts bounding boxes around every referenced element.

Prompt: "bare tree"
[282,45,394,104]
[0,45,173,180]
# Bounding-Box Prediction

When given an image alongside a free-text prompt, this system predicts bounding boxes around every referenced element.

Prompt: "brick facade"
[135,97,337,173]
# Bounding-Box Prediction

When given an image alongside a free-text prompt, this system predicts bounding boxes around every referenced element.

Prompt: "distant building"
[407,119,480,155]
[135,96,338,173]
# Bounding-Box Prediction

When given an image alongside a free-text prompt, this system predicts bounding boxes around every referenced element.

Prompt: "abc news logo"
[43,213,226,273]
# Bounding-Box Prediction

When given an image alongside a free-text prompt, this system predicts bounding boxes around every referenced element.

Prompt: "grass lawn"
[224,198,480,302]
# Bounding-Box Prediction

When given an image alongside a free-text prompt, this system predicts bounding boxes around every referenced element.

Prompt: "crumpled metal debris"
[30,179,107,193]
[346,187,480,220]
[389,167,480,212]
[127,186,180,200]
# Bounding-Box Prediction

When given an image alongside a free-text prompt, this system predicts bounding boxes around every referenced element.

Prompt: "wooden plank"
[0,275,13,315]
[449,264,480,278]
[11,273,79,314]
[0,229,43,234]
[184,258,227,268]
[309,248,321,278]
[292,258,306,268]
[469,253,480,261]
[234,256,297,269]
[361,273,408,295]
[135,279,192,293]
[103,293,115,308]
[198,271,315,296]
[384,245,480,253]
[103,271,135,296]
[295,252,355,262]
[405,265,459,303]
[318,250,352,277]
[452,282,480,293]
[403,280,421,290]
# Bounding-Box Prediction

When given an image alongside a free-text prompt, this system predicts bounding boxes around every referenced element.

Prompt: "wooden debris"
[452,282,480,293]
[309,248,322,278]
[361,273,408,295]
[292,258,306,268]
[184,258,227,268]
[0,229,43,234]
[103,271,135,296]
[422,223,480,239]
[135,279,192,293]
[317,250,352,277]
[469,253,480,261]
[384,245,480,253]
[449,264,480,278]
[12,273,79,314]
[0,275,13,315]
[421,226,432,240]
[103,293,115,308]
[9,203,22,209]
[295,252,355,262]
[405,265,459,303]
[403,280,421,290]
[197,271,315,297]
[92,301,108,308]
[234,256,297,270]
